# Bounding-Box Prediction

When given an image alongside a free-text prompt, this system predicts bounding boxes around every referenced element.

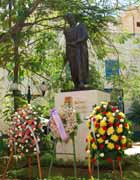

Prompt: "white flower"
[105,140,109,144]
[112,113,115,116]
[34,148,37,152]
[120,119,124,122]
[25,140,28,143]
[15,142,18,146]
[86,150,90,154]
[103,117,107,121]
[100,153,104,157]
[116,109,119,113]
[96,134,100,137]
[26,149,29,152]
[119,124,123,128]
[103,105,107,108]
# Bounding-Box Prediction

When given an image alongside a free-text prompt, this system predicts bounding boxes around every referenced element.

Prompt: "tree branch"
[0,0,43,43]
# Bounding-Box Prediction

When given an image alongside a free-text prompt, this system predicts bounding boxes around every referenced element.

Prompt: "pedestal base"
[55,90,110,161]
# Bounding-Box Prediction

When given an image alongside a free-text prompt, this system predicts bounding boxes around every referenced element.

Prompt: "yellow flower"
[124,123,130,129]
[101,101,108,105]
[97,137,104,143]
[100,120,107,127]
[117,127,123,134]
[106,112,113,118]
[95,114,102,121]
[95,106,100,110]
[119,112,125,118]
[98,128,106,135]
[107,127,114,135]
[92,143,97,150]
[87,120,91,128]
[108,116,115,123]
[107,142,115,150]
[121,136,127,144]
[111,134,119,142]
[87,133,92,141]
[90,110,96,116]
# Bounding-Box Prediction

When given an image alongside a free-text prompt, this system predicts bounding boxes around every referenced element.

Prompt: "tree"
[0,0,139,108]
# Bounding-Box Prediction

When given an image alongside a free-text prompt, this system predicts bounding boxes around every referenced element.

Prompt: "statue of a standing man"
[64,13,89,89]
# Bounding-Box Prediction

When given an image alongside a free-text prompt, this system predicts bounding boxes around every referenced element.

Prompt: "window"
[105,59,119,79]
[136,22,140,27]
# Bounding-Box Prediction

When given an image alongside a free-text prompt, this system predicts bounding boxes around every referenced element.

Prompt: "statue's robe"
[64,23,89,88]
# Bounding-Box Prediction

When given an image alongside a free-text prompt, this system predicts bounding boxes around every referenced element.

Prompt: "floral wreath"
[86,102,131,164]
[50,97,80,141]
[8,105,45,157]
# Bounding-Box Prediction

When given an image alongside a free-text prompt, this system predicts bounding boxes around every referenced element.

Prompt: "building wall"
[104,7,140,113]
[121,7,140,34]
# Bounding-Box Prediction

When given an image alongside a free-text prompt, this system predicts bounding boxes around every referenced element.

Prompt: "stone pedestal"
[55,90,110,161]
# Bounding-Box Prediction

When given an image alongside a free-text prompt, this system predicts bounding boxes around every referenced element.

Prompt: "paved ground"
[125,142,140,155]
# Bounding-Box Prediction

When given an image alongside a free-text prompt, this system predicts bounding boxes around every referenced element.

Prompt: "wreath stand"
[2,148,43,180]
[112,160,123,180]
[48,136,77,180]
[88,158,123,180]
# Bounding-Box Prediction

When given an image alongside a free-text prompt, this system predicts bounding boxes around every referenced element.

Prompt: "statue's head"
[64,12,76,26]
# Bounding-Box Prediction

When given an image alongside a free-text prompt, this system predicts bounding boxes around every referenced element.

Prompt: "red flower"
[112,107,117,112]
[115,122,120,127]
[109,123,113,127]
[107,157,112,163]
[93,118,96,122]
[21,125,26,129]
[118,115,122,120]
[102,111,107,115]
[102,126,107,131]
[28,120,34,125]
[124,123,128,128]
[115,144,120,150]
[121,144,126,149]
[102,135,107,140]
[99,144,104,149]
[95,123,100,128]
[119,136,122,140]
[91,138,95,143]
[116,157,122,161]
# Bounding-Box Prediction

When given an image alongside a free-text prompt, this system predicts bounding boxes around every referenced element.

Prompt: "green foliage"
[1,91,27,122]
[0,0,139,110]
[127,98,140,124]
[89,64,103,89]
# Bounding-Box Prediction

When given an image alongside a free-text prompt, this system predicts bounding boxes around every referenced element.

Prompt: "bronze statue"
[64,12,89,89]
